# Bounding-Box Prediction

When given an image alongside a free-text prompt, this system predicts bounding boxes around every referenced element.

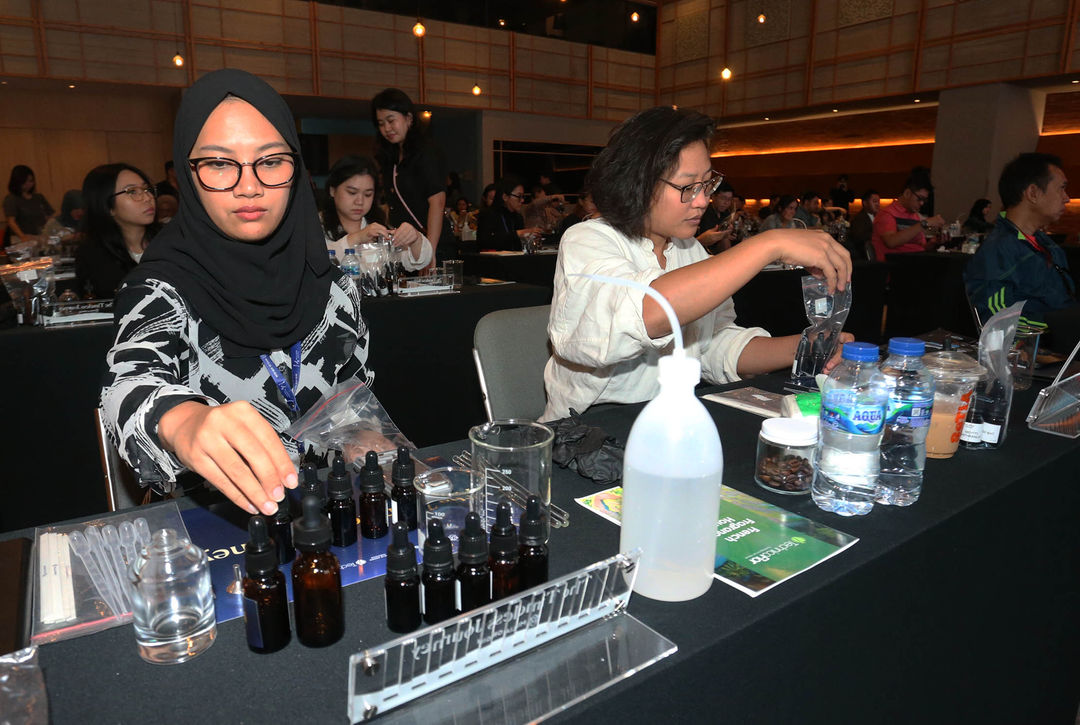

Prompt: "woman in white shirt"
[322,154,431,270]
[543,107,852,421]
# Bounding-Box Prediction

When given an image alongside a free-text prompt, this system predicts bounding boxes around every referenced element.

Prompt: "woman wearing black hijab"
[100,69,372,516]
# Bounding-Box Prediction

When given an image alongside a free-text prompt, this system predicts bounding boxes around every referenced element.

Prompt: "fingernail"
[246,503,258,515]
[272,486,284,501]
[284,473,298,489]
[261,500,278,515]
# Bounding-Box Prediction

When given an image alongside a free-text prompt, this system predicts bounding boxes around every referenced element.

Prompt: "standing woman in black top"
[372,88,452,264]
[3,165,53,245]
[75,163,159,299]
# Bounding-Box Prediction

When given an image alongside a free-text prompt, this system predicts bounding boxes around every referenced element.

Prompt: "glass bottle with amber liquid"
[242,515,291,653]
[291,495,344,647]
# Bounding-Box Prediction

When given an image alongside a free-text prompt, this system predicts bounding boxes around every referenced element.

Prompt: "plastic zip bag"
[789,275,852,386]
[284,381,415,468]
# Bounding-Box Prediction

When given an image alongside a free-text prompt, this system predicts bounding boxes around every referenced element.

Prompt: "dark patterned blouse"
[100,271,372,493]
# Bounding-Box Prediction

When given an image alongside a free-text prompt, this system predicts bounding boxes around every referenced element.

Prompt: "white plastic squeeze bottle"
[576,274,724,602]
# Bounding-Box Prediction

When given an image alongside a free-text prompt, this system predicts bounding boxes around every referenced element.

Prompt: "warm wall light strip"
[712,139,935,158]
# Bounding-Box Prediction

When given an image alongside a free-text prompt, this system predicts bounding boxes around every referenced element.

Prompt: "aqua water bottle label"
[242,594,263,649]
[822,393,884,435]
[886,397,932,428]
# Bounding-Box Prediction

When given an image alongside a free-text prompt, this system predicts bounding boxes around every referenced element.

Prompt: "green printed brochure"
[574,486,858,597]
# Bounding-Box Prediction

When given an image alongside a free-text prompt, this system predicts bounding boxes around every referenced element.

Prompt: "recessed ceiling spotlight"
[472,83,482,96]
[757,14,766,23]
[498,18,505,27]
[67,83,75,89]
[421,110,432,119]
[913,98,921,103]
[831,108,838,112]
[763,116,769,120]
[1072,80,1079,84]
[631,11,639,22]
[720,67,733,80]
[412,20,426,38]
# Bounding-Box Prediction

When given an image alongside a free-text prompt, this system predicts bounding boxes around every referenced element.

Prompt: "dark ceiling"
[321,0,657,55]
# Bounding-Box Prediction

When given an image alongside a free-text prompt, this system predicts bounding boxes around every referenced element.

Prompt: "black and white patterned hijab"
[129,68,332,357]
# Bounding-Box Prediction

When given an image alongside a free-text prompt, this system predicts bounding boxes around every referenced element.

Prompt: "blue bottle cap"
[841,341,880,362]
[887,337,925,357]
[344,248,355,254]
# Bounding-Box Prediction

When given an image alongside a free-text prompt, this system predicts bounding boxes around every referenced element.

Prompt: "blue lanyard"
[259,341,303,414]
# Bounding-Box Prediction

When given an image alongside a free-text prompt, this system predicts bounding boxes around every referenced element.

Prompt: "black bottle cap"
[273,501,292,524]
[519,496,546,547]
[489,498,517,558]
[422,520,454,575]
[300,461,323,501]
[292,494,331,552]
[386,521,418,579]
[392,446,415,486]
[457,512,489,565]
[327,451,352,500]
[245,515,278,577]
[360,450,385,494]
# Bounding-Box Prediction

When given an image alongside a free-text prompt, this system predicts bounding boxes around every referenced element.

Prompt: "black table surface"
[0,283,551,532]
[461,251,559,288]
[13,376,1080,724]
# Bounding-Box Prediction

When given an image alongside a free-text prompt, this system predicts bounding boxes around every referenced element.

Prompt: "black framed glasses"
[507,192,526,201]
[659,170,724,203]
[111,185,156,201]
[188,152,299,191]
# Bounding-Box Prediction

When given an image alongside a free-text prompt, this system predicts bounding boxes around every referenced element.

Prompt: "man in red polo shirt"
[871,167,946,262]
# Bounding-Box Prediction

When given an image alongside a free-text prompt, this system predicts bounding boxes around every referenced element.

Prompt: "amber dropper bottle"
[488,499,520,600]
[299,461,327,514]
[326,451,358,548]
[518,496,549,590]
[271,501,294,566]
[390,446,418,531]
[421,519,456,625]
[456,512,491,613]
[384,521,421,633]
[242,515,291,653]
[291,494,344,647]
[358,451,389,539]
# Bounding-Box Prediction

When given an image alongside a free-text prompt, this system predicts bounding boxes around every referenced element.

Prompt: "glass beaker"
[923,351,986,459]
[129,528,216,664]
[469,419,554,542]
[413,466,484,553]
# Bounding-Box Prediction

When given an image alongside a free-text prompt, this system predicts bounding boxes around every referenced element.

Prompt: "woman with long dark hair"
[371,88,451,263]
[75,163,158,298]
[543,106,852,420]
[3,164,53,245]
[100,69,376,515]
[322,154,431,269]
[963,197,994,235]
[476,175,543,251]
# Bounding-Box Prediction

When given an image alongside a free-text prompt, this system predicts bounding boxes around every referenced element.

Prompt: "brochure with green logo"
[575,486,858,597]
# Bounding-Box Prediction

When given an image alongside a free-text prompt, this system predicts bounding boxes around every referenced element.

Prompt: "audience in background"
[321,154,431,269]
[963,198,994,235]
[696,180,736,253]
[871,167,945,261]
[42,189,85,243]
[555,191,598,240]
[476,175,542,251]
[372,87,450,263]
[795,191,823,228]
[760,195,800,231]
[4,165,53,245]
[448,196,477,241]
[481,183,497,208]
[829,174,854,212]
[848,189,879,260]
[75,163,159,299]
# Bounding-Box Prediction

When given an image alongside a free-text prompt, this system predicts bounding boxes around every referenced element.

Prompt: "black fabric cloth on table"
[477,205,524,251]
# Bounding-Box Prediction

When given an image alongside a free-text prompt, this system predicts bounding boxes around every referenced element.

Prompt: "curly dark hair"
[586,106,715,239]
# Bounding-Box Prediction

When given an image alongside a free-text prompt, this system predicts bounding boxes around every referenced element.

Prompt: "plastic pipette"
[67,531,124,617]
[85,526,128,615]
[133,518,151,553]
[119,521,137,567]
[101,525,133,612]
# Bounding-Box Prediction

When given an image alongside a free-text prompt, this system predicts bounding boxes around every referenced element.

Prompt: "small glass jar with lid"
[754,417,818,495]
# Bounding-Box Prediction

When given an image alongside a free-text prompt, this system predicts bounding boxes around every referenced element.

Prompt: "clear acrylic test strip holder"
[347,550,677,723]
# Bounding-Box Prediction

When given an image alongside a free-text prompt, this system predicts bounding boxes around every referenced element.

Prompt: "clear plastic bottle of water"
[812,341,887,517]
[876,337,935,506]
[340,248,361,280]
[327,249,340,267]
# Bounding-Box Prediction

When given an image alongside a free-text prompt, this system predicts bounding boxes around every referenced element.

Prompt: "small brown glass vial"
[488,499,520,600]
[242,516,291,653]
[291,495,344,647]
[358,451,389,539]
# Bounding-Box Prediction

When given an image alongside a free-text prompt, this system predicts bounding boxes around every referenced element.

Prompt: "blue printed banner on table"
[181,505,417,624]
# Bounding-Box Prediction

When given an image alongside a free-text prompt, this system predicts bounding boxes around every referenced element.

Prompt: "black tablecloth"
[461,252,559,288]
[0,283,550,532]
[13,377,1080,724]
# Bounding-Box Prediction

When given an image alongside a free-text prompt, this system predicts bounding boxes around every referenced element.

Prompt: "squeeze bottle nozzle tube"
[457,512,491,612]
[385,522,421,633]
[421,519,456,625]
[390,446,418,531]
[488,498,520,600]
[243,515,291,653]
[575,272,724,602]
[358,450,389,540]
[518,496,549,589]
[327,452,358,548]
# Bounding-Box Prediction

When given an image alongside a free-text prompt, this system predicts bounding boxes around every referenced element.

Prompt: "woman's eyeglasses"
[659,170,724,204]
[112,185,156,201]
[188,152,299,191]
